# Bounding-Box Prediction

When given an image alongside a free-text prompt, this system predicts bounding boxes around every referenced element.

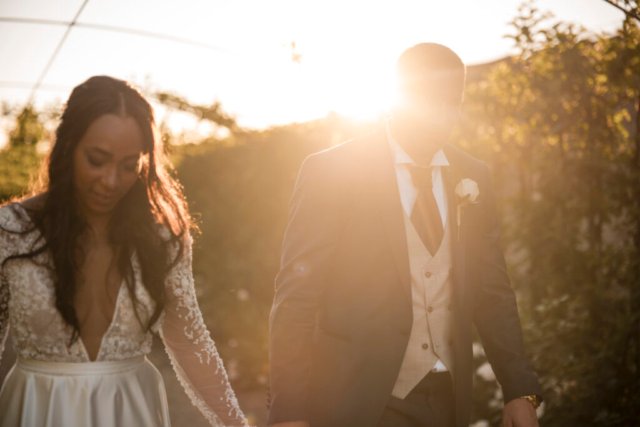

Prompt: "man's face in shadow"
[392,69,464,156]
[388,42,465,166]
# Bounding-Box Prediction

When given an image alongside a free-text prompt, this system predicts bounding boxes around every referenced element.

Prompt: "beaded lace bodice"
[0,204,247,427]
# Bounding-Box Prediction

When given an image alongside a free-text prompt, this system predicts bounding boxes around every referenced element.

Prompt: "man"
[268,43,542,427]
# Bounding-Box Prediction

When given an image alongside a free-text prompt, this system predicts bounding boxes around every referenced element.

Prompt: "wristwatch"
[520,394,542,409]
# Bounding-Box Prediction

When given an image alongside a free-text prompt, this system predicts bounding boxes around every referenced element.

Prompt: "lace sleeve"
[0,271,8,366]
[158,233,248,427]
[0,206,14,364]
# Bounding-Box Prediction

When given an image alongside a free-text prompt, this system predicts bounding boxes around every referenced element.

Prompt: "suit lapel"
[366,130,412,298]
[442,145,466,303]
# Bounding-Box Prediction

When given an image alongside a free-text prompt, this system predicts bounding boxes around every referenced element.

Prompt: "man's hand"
[502,398,539,427]
[269,422,310,427]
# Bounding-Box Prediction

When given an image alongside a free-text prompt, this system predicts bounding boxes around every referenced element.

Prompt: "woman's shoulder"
[153,222,194,268]
[17,194,46,211]
[154,221,193,245]
[0,194,43,230]
[0,204,32,256]
[0,202,27,230]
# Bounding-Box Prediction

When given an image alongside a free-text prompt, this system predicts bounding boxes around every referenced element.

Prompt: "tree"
[457,2,640,424]
[154,91,238,132]
[8,106,45,147]
[602,0,640,23]
[0,105,47,202]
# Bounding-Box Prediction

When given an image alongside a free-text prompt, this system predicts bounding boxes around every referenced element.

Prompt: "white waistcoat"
[392,212,455,398]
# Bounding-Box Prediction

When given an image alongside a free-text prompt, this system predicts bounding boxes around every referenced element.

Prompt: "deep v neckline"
[78,279,126,362]
[11,202,129,362]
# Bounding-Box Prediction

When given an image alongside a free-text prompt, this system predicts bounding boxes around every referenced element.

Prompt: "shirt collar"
[385,120,450,168]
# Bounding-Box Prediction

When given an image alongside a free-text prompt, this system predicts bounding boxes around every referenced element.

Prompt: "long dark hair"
[2,75,194,343]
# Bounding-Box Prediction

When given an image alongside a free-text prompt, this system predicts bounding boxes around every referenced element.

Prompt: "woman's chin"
[80,198,118,217]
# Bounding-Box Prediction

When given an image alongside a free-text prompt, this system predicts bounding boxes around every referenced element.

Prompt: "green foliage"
[0,144,42,202]
[458,2,640,425]
[8,106,45,147]
[0,105,47,202]
[154,91,238,131]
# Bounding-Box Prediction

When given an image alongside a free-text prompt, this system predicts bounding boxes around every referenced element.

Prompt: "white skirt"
[0,356,171,427]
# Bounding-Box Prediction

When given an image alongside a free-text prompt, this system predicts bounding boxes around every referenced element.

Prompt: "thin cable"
[26,0,90,104]
[0,16,231,53]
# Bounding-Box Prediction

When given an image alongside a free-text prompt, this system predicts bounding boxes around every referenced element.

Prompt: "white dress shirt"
[386,123,451,373]
[385,124,449,226]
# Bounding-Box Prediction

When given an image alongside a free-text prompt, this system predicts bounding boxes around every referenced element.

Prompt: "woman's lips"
[91,191,117,205]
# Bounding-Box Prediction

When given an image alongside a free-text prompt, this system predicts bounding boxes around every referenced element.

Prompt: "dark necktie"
[408,165,443,254]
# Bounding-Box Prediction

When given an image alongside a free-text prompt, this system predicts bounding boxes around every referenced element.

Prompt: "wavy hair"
[2,75,195,343]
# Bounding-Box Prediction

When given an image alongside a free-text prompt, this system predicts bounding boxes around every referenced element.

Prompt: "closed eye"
[87,155,106,167]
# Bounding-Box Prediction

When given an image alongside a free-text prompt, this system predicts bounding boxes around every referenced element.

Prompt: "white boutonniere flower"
[455,178,480,238]
[455,178,480,204]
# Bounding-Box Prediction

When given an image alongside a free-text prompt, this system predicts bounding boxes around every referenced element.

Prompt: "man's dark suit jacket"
[268,127,542,427]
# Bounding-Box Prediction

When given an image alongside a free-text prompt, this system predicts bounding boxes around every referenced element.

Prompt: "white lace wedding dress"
[0,204,248,427]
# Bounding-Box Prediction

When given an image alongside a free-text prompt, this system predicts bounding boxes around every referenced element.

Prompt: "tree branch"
[602,0,640,22]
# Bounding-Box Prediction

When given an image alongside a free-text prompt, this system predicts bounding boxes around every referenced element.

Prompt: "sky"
[0,0,628,142]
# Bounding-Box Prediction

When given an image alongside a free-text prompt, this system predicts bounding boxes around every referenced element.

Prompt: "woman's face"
[73,114,146,218]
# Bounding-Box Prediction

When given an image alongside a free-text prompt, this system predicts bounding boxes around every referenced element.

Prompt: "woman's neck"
[83,213,112,246]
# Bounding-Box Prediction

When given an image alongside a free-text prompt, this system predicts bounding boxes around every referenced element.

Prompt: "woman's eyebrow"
[87,146,140,161]
[86,146,111,157]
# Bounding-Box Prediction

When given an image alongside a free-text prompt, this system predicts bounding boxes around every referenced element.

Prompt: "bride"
[0,76,249,426]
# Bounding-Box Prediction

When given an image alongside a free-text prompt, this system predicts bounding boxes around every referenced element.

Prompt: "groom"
[268,43,542,427]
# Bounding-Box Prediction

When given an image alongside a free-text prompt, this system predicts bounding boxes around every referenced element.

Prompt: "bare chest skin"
[74,242,122,361]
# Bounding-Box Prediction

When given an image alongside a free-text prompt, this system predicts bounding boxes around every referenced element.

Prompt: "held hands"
[502,398,539,427]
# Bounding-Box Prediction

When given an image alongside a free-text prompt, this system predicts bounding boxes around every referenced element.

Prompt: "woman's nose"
[101,166,119,190]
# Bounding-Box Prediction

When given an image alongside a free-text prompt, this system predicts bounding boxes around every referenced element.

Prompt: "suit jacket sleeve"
[268,152,347,424]
[472,163,543,403]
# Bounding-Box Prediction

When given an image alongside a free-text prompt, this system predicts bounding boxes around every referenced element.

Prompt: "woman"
[0,76,248,427]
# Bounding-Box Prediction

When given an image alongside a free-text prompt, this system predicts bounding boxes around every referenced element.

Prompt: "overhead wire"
[26,0,90,104]
[0,16,231,53]
[0,10,233,104]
